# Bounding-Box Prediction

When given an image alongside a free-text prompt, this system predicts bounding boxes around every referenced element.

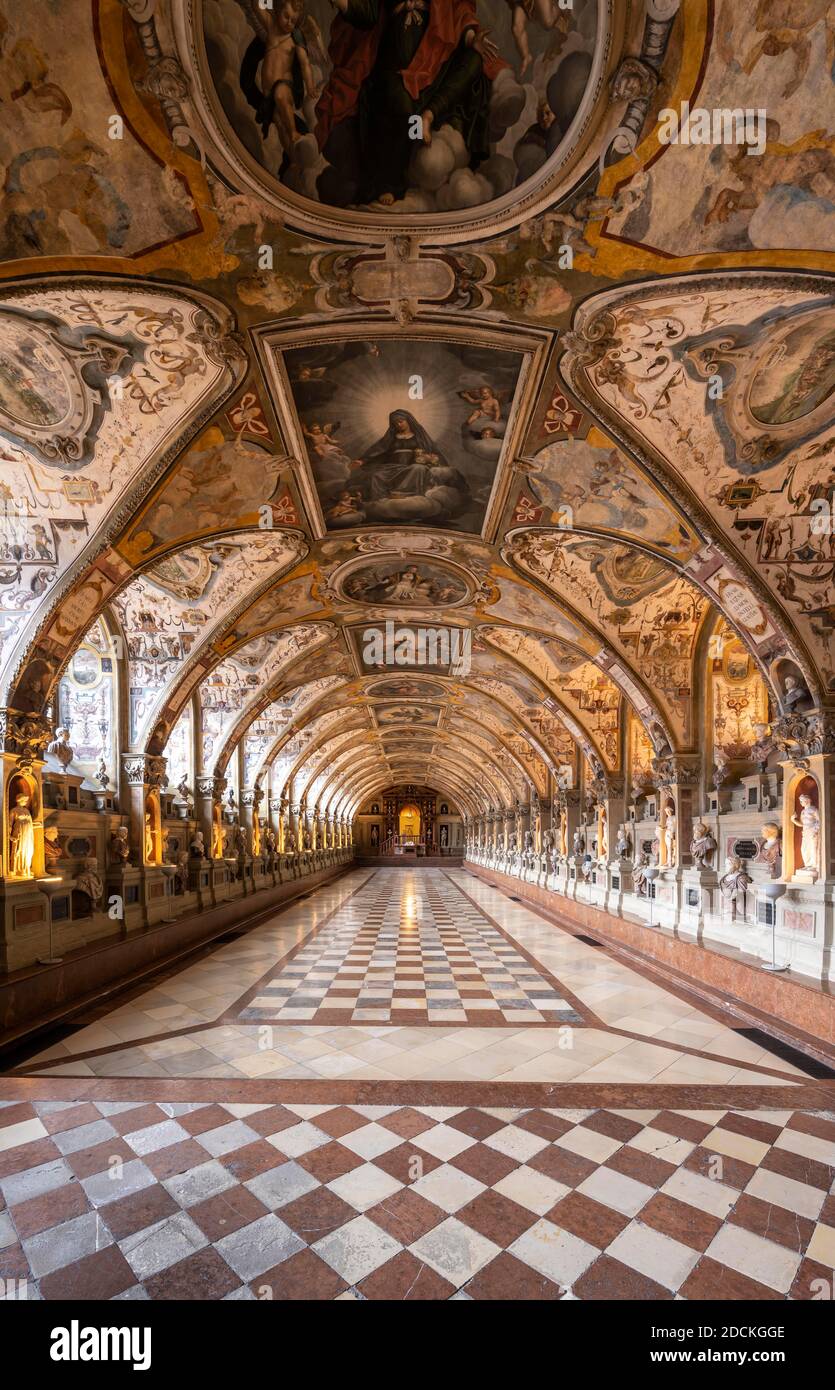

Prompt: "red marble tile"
[39,1103,102,1136]
[102,1184,181,1241]
[143,1139,212,1181]
[0,1243,31,1281]
[683,1145,756,1191]
[305,1106,370,1139]
[279,1187,357,1242]
[456,1189,536,1247]
[465,1251,564,1300]
[760,1146,833,1191]
[0,1137,60,1179]
[450,1142,517,1186]
[144,1247,240,1300]
[546,1191,630,1250]
[445,1109,506,1141]
[218,1140,287,1183]
[366,1188,446,1246]
[713,1112,783,1145]
[358,1250,455,1300]
[377,1108,436,1140]
[727,1194,815,1253]
[786,1112,835,1143]
[511,1110,574,1142]
[371,1141,442,1185]
[574,1254,673,1301]
[295,1140,364,1184]
[9,1180,92,1238]
[789,1256,835,1300]
[65,1136,136,1181]
[528,1144,595,1188]
[253,1249,347,1300]
[638,1192,722,1252]
[650,1111,713,1144]
[0,1103,39,1129]
[188,1186,269,1243]
[581,1111,643,1142]
[107,1103,168,1136]
[40,1245,136,1301]
[680,1256,782,1301]
[177,1104,238,1137]
[606,1145,676,1188]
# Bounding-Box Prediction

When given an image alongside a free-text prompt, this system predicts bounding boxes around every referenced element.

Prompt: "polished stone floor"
[1,869,833,1300]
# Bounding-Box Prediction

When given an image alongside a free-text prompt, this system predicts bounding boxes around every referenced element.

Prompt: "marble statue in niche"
[663,799,677,866]
[9,793,35,878]
[689,822,717,869]
[571,826,585,857]
[144,813,154,863]
[791,791,820,878]
[190,830,207,859]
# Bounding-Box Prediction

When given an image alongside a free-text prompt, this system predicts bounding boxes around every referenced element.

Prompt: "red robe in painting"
[315,0,507,150]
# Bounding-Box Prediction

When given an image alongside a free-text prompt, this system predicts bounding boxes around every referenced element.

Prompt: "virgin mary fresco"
[285,336,526,532]
[348,410,470,522]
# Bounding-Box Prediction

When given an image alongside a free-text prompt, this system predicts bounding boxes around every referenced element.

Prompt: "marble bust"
[75,857,104,906]
[719,855,752,918]
[46,726,74,770]
[760,822,782,878]
[782,672,811,712]
[689,822,716,869]
[109,826,131,865]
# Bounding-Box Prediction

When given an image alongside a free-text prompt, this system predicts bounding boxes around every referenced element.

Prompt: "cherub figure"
[459,385,505,426]
[303,421,341,456]
[505,0,572,78]
[236,0,318,163]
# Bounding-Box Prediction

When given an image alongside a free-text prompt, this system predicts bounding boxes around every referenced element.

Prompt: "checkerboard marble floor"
[237,872,585,1027]
[1,1098,833,1301]
[4,867,834,1300]
[14,871,809,1085]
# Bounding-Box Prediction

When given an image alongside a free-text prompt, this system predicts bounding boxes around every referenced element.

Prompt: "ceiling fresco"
[0,0,832,820]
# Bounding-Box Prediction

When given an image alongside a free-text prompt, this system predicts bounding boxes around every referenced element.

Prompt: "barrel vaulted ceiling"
[0,0,832,817]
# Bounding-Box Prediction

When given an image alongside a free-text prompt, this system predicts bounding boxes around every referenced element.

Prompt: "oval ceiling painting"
[203,0,601,216]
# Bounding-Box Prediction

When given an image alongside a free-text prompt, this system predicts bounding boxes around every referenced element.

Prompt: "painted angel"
[458,386,508,426]
[235,0,319,164]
